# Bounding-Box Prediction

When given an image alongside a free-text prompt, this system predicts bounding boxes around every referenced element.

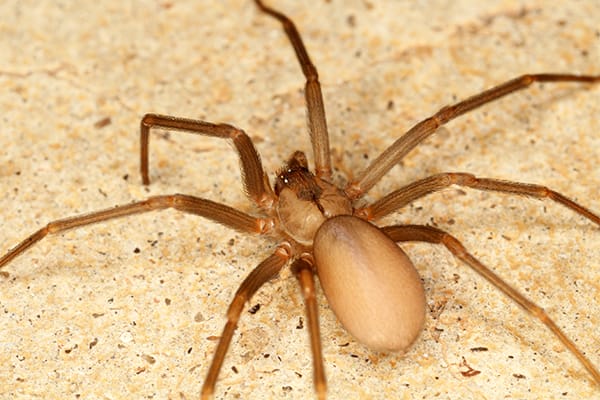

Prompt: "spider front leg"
[381,224,600,386]
[140,114,275,209]
[346,73,600,199]
[255,0,332,180]
[0,194,271,272]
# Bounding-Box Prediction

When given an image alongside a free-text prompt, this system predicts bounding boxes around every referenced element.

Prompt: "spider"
[1,1,599,398]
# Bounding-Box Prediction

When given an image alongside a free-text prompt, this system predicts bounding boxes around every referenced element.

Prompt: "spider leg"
[358,172,600,227]
[346,73,600,199]
[382,224,600,386]
[255,0,332,180]
[292,257,327,400]
[140,114,275,209]
[201,244,290,399]
[0,194,271,272]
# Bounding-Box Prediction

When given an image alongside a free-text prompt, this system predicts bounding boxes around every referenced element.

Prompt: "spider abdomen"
[313,215,426,352]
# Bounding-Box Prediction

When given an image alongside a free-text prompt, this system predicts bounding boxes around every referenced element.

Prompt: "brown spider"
[1,1,599,398]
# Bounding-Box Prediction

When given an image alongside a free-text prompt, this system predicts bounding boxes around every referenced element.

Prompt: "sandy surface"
[1,1,599,399]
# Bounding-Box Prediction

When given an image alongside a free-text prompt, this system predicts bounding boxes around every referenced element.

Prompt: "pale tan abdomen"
[313,215,426,352]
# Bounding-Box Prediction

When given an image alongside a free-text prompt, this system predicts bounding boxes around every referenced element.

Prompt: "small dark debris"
[296,317,304,329]
[89,338,98,349]
[513,373,526,379]
[142,354,156,364]
[350,354,358,358]
[282,385,293,392]
[165,298,171,305]
[123,174,129,181]
[248,303,261,314]
[133,247,141,254]
[263,353,270,358]
[187,347,193,354]
[93,117,111,129]
[387,100,394,110]
[460,369,480,378]
[346,14,355,27]
[232,365,239,374]
[64,344,78,354]
[228,238,235,246]
[338,342,349,347]
[294,371,302,378]
[470,347,488,352]
[459,356,481,377]
[159,132,171,141]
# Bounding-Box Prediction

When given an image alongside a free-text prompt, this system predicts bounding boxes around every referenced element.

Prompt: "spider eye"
[274,175,287,195]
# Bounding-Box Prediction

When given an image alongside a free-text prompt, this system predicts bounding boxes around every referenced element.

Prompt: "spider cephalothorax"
[275,151,352,245]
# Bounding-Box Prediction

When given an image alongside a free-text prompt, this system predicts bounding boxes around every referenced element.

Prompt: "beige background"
[1,1,599,399]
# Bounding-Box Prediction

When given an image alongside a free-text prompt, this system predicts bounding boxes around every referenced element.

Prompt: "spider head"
[274,151,323,201]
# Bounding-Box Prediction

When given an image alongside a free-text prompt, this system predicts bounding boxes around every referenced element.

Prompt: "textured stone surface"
[1,1,599,399]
